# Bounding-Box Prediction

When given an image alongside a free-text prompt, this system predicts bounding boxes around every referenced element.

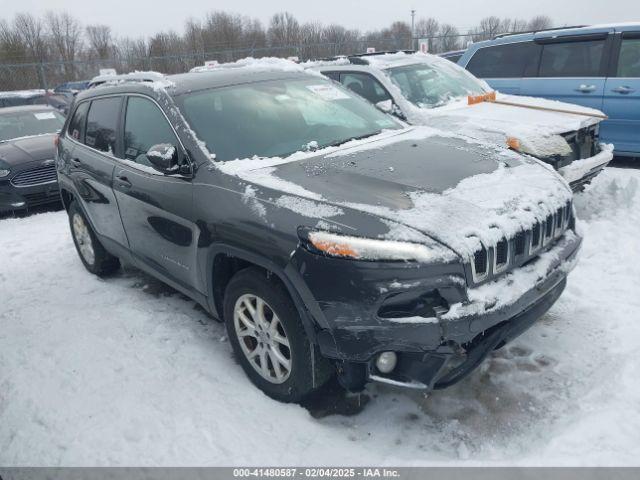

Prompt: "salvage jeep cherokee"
[56,60,581,402]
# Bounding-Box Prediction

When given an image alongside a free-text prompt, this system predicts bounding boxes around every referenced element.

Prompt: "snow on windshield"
[384,56,488,109]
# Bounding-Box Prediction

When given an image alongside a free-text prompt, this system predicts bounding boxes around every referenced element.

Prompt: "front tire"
[224,267,333,402]
[68,201,120,276]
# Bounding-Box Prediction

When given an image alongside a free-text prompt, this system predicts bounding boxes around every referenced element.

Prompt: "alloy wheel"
[233,293,292,384]
[72,213,95,266]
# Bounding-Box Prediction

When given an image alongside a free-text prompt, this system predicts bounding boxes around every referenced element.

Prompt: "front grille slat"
[468,202,572,286]
[10,164,57,187]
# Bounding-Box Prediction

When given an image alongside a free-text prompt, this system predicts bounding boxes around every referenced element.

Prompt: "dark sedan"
[0,105,65,214]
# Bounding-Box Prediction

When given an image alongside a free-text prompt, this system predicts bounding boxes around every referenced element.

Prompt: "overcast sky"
[3,0,638,38]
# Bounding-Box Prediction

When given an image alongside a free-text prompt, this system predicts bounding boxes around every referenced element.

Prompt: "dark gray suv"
[56,64,581,402]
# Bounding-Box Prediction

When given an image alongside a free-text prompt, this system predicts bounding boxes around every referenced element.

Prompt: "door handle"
[612,86,636,94]
[115,173,132,188]
[575,84,597,93]
[70,158,82,167]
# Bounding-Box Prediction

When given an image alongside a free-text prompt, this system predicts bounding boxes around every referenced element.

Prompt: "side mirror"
[375,99,394,114]
[146,143,179,174]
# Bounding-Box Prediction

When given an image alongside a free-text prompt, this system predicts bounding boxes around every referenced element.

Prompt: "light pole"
[410,9,416,50]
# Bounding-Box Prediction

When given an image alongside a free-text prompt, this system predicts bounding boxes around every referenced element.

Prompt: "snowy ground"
[1,167,639,466]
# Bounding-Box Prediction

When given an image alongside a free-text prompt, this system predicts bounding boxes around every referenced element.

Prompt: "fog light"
[10,201,26,208]
[375,351,397,374]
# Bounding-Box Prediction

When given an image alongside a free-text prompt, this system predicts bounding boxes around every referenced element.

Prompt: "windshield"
[177,77,402,161]
[387,60,488,109]
[0,110,65,142]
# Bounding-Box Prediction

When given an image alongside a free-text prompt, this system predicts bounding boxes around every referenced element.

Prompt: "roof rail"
[493,25,587,39]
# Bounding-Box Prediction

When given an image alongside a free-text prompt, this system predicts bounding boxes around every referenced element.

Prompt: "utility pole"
[410,9,416,50]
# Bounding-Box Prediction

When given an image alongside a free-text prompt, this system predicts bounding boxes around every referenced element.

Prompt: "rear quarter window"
[466,42,541,78]
[67,102,89,142]
[84,97,121,154]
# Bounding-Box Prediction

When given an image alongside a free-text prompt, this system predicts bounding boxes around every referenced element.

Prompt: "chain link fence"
[0,35,472,91]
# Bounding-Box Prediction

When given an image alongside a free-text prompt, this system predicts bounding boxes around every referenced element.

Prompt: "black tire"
[68,200,120,276]
[224,267,333,403]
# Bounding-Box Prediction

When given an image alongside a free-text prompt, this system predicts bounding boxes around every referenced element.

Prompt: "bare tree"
[268,12,300,50]
[528,15,553,32]
[46,11,83,77]
[86,24,112,60]
[439,24,461,53]
[13,13,48,87]
[14,13,48,62]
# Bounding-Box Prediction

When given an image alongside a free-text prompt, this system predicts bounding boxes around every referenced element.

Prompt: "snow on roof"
[0,89,46,98]
[88,71,175,93]
[189,57,318,76]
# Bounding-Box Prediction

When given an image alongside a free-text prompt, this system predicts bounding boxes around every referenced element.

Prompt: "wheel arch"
[206,244,325,343]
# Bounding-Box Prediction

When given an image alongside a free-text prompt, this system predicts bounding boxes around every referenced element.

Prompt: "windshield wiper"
[324,130,383,149]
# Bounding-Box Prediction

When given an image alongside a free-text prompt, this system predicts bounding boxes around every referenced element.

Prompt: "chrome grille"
[469,201,572,285]
[10,164,57,187]
[472,246,489,281]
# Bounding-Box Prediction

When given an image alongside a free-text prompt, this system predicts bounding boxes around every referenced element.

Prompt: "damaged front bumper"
[557,143,614,192]
[289,229,581,390]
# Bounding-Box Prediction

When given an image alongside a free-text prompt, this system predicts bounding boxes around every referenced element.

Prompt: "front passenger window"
[123,96,179,167]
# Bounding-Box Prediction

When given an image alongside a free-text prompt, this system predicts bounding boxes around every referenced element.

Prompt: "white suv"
[309,51,613,191]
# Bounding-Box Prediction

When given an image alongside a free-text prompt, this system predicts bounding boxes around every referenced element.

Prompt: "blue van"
[459,24,640,158]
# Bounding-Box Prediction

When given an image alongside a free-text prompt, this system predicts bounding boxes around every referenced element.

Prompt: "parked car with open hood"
[458,23,640,159]
[56,59,581,402]
[310,51,613,191]
[0,105,65,213]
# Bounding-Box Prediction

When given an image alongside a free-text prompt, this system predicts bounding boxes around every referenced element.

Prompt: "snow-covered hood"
[218,129,572,259]
[405,92,604,159]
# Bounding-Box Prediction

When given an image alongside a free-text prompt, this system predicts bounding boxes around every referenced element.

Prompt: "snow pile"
[0,167,639,465]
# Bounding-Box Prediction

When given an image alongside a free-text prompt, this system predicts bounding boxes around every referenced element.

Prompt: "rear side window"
[539,40,605,77]
[340,72,391,104]
[123,96,178,166]
[466,42,541,78]
[617,37,640,77]
[67,102,89,142]
[85,97,121,154]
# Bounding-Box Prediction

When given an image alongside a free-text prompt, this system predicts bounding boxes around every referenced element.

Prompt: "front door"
[112,95,199,293]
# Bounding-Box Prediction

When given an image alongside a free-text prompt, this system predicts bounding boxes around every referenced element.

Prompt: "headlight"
[0,169,10,178]
[300,229,456,263]
[506,135,572,158]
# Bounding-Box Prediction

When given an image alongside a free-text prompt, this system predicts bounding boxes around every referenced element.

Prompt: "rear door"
[602,32,640,154]
[66,96,129,249]
[464,41,541,94]
[520,32,613,110]
[112,95,199,293]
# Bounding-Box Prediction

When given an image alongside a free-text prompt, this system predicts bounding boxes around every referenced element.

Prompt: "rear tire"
[68,200,120,276]
[223,267,333,402]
